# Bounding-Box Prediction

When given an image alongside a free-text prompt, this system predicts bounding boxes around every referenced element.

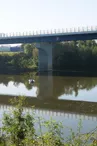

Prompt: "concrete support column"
[36,42,53,71]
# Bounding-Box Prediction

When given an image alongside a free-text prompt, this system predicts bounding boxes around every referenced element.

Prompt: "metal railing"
[0,26,97,38]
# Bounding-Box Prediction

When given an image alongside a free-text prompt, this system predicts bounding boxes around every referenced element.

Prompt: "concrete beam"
[36,42,53,71]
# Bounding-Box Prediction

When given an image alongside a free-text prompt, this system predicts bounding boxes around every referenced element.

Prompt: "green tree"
[21,43,36,56]
[2,96,36,146]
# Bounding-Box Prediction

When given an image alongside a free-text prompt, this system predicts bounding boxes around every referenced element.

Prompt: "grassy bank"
[0,96,96,146]
[0,52,20,56]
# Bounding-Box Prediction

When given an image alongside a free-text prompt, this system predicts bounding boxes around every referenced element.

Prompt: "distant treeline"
[53,40,97,71]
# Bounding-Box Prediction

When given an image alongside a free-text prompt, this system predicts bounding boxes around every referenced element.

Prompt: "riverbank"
[37,70,97,77]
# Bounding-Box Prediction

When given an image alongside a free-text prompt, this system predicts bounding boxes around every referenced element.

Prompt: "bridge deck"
[0,29,97,44]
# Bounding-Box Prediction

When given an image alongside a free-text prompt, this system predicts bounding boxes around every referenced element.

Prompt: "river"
[0,71,97,139]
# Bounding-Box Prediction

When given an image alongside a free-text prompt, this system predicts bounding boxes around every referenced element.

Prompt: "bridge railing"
[0,26,97,38]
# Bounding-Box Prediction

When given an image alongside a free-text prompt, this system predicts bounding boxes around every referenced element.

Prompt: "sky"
[0,0,97,33]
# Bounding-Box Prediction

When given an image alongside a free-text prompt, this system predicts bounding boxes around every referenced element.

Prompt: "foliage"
[21,43,34,56]
[53,40,97,71]
[0,96,96,145]
[42,118,64,146]
[2,96,36,146]
[0,50,38,73]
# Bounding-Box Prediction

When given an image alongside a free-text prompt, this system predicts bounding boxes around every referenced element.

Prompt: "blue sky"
[0,0,97,33]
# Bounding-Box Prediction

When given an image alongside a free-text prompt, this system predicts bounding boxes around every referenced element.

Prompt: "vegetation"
[0,44,38,73]
[0,96,96,145]
[53,40,97,71]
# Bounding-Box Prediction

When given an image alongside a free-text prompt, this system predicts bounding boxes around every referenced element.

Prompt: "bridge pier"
[36,42,53,71]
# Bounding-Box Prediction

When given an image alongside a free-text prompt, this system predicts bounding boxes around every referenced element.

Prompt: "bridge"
[1,26,97,71]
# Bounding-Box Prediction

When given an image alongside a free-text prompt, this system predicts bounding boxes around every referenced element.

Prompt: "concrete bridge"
[1,26,97,71]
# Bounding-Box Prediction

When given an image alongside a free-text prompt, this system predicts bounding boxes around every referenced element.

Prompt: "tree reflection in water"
[0,72,97,99]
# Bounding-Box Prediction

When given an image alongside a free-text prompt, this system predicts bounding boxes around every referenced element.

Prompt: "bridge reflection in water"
[0,102,97,122]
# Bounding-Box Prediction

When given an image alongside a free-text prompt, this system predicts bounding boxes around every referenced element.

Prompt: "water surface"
[0,72,97,137]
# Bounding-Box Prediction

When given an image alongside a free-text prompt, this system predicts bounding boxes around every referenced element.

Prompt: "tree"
[21,43,36,56]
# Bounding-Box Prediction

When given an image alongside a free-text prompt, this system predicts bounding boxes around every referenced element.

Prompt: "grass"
[0,52,22,56]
